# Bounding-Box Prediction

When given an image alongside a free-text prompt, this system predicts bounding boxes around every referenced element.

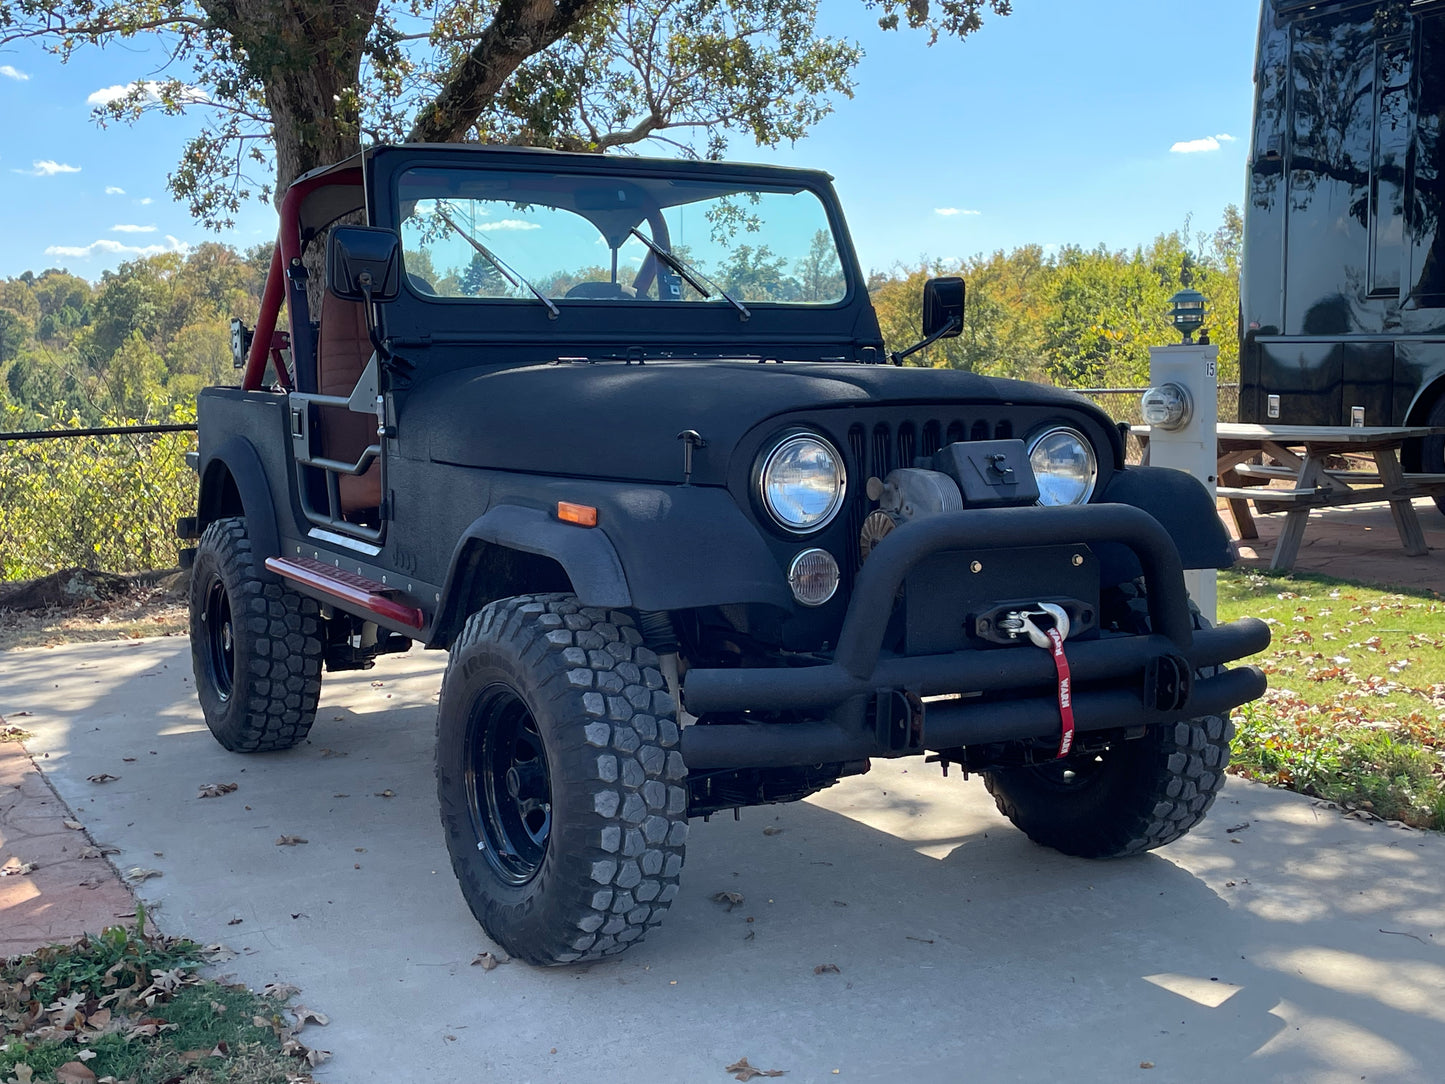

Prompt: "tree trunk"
[209,0,379,195]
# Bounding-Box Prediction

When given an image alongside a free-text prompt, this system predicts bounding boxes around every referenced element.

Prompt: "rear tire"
[982,582,1233,858]
[189,517,323,752]
[436,594,687,965]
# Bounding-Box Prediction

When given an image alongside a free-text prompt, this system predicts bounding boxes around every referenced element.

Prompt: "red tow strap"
[1044,626,1075,759]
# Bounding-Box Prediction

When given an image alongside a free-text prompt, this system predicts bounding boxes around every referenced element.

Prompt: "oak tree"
[1,0,1011,228]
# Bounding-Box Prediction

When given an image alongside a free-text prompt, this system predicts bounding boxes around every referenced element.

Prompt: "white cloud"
[87,80,207,107]
[45,234,189,261]
[12,159,81,176]
[934,207,981,217]
[1170,135,1238,154]
[105,185,126,195]
[0,65,28,81]
[476,219,540,231]
[137,197,154,205]
[111,224,157,233]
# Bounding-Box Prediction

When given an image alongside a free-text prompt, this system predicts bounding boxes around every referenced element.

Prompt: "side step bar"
[264,555,425,629]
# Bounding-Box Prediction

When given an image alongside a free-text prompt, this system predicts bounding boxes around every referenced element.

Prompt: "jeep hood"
[404,360,1107,485]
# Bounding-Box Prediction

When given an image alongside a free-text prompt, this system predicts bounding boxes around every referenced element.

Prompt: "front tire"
[436,594,687,965]
[982,583,1233,858]
[188,517,323,752]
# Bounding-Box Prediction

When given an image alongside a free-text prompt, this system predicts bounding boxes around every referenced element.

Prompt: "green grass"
[1219,567,1445,828]
[1,919,322,1083]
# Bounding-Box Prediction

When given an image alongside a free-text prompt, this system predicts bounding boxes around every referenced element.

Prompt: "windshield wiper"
[433,202,559,320]
[628,228,750,322]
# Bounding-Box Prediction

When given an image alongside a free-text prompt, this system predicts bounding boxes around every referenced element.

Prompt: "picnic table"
[1133,422,1445,572]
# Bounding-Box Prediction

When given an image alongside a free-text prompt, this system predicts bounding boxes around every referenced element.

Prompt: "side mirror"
[327,226,402,303]
[921,276,965,338]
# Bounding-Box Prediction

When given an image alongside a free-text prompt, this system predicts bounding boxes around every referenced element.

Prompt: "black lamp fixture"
[1169,288,1207,344]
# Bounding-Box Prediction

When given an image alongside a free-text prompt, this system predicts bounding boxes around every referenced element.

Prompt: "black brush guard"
[680,504,1270,771]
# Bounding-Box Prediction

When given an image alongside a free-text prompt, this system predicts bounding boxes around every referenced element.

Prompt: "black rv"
[1243,0,1445,500]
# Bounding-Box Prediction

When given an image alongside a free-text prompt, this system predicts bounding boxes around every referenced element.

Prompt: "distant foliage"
[0,244,267,580]
[869,206,1243,389]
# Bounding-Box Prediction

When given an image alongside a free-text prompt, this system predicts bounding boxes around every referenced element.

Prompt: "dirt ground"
[0,569,188,652]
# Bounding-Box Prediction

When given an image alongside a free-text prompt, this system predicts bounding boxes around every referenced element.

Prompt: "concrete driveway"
[2,637,1443,1084]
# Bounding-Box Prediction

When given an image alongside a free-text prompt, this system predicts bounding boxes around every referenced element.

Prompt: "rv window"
[1409,16,1445,304]
[1371,38,1410,296]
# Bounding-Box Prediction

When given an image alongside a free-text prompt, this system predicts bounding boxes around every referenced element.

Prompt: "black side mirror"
[327,226,402,303]
[922,276,965,338]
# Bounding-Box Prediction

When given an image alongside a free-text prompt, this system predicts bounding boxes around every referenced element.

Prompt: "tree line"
[0,205,1241,429]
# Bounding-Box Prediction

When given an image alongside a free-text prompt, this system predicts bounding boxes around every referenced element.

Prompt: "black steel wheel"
[468,684,554,885]
[982,581,1234,858]
[436,594,688,966]
[188,517,323,752]
[201,576,236,703]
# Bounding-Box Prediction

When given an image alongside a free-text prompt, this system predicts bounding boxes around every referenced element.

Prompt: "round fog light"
[788,548,840,607]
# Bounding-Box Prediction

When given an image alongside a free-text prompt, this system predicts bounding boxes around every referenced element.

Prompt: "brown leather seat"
[314,291,382,514]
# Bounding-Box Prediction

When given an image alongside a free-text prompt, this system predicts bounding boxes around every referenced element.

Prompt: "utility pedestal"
[1142,343,1220,623]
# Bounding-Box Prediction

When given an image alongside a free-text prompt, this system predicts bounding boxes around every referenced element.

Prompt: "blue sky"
[0,0,1261,282]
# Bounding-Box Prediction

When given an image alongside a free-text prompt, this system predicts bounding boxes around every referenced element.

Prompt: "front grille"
[843,415,1014,575]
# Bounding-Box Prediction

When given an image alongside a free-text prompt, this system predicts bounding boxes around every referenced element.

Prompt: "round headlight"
[758,434,847,532]
[1028,427,1098,506]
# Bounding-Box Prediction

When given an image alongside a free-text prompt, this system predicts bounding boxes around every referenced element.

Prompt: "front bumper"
[680,504,1270,771]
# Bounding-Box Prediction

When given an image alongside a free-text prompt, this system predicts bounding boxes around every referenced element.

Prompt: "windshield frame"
[387,158,857,312]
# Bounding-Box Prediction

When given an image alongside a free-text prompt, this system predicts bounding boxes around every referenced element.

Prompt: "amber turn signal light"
[557,501,599,527]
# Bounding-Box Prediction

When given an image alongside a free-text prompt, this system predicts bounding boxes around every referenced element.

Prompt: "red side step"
[265,555,425,629]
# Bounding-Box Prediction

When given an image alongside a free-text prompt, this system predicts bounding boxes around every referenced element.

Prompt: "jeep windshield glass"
[395,167,847,305]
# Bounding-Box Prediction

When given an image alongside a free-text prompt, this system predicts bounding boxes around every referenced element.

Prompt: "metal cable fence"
[0,423,198,580]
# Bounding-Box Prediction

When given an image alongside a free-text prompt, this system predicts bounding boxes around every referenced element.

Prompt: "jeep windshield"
[396,167,847,306]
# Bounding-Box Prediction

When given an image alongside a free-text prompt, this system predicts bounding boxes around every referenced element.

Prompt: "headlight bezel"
[755,431,848,535]
[1026,425,1099,506]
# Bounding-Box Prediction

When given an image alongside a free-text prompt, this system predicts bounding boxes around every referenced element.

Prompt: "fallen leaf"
[471,952,509,970]
[1,857,37,876]
[125,867,162,882]
[1140,1062,1155,1070]
[54,1063,96,1084]
[1226,822,1250,833]
[374,789,395,798]
[210,1000,227,1015]
[292,1005,329,1026]
[275,835,308,846]
[762,826,783,836]
[197,782,238,799]
[86,773,120,784]
[813,963,841,975]
[319,748,347,758]
[263,983,300,1000]
[227,917,243,926]
[63,819,85,831]
[178,1050,214,1065]
[725,1056,786,1081]
[711,890,745,911]
[7,1064,34,1084]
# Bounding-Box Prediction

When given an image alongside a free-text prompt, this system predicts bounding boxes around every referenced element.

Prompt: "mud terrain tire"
[189,517,323,752]
[436,594,688,965]
[982,582,1233,858]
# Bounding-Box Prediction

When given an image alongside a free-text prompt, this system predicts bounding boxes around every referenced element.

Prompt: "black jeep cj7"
[181,144,1269,965]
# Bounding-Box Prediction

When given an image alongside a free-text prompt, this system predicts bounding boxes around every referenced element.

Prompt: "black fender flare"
[1094,466,1235,584]
[435,505,632,637]
[198,436,282,576]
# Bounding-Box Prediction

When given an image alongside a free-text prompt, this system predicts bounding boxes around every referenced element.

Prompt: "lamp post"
[1142,293,1220,621]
